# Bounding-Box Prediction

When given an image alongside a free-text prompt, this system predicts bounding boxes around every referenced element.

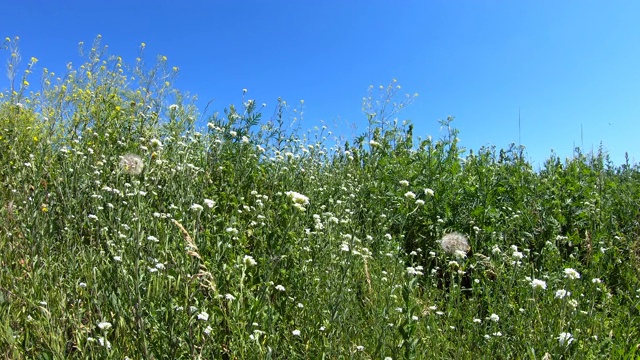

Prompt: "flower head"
[404,191,416,199]
[119,153,144,175]
[557,332,574,346]
[197,311,209,321]
[530,278,547,290]
[439,232,470,256]
[243,255,257,266]
[555,289,570,299]
[285,191,309,205]
[97,321,112,330]
[563,268,581,280]
[190,203,204,212]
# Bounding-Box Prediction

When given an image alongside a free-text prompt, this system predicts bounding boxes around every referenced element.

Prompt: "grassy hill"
[1,36,639,359]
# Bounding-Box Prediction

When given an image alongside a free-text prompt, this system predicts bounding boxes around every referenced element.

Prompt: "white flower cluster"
[286,191,310,212]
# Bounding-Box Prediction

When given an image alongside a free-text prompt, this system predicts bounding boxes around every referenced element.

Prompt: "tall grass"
[1,36,639,359]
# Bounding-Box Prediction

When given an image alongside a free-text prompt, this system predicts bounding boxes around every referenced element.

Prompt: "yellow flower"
[141,42,146,48]
[33,136,38,142]
[23,80,29,87]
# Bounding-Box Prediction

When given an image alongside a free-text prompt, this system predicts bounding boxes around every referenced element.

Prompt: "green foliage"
[1,38,639,359]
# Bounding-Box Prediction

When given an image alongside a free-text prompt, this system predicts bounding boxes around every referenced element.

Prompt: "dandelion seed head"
[119,153,144,175]
[439,232,470,255]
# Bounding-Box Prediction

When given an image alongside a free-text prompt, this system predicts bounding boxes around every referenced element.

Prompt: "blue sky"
[2,1,639,166]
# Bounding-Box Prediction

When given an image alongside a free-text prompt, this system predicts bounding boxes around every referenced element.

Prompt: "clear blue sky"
[2,1,639,166]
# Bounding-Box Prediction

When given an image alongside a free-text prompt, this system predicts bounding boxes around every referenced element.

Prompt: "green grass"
[1,36,639,359]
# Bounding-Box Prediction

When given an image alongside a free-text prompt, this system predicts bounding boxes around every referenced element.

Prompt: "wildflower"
[564,268,581,280]
[424,188,435,196]
[243,255,257,266]
[285,191,309,206]
[147,235,159,242]
[225,293,236,301]
[512,251,524,259]
[88,214,98,221]
[340,243,350,252]
[97,322,112,330]
[473,318,482,323]
[275,285,285,291]
[204,326,213,335]
[399,180,409,186]
[555,289,570,299]
[169,104,179,111]
[149,138,163,149]
[113,256,122,262]
[415,199,425,206]
[489,313,500,322]
[529,278,547,290]
[197,311,209,321]
[190,203,204,212]
[439,232,470,256]
[370,140,380,147]
[119,154,144,175]
[97,337,111,349]
[557,332,574,346]
[356,345,365,351]
[592,278,602,284]
[404,191,416,199]
[292,329,301,336]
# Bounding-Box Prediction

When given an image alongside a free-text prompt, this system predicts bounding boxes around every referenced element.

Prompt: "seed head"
[119,153,144,175]
[439,232,470,256]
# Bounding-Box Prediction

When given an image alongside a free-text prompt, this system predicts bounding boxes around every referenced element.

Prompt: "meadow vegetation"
[1,36,639,359]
